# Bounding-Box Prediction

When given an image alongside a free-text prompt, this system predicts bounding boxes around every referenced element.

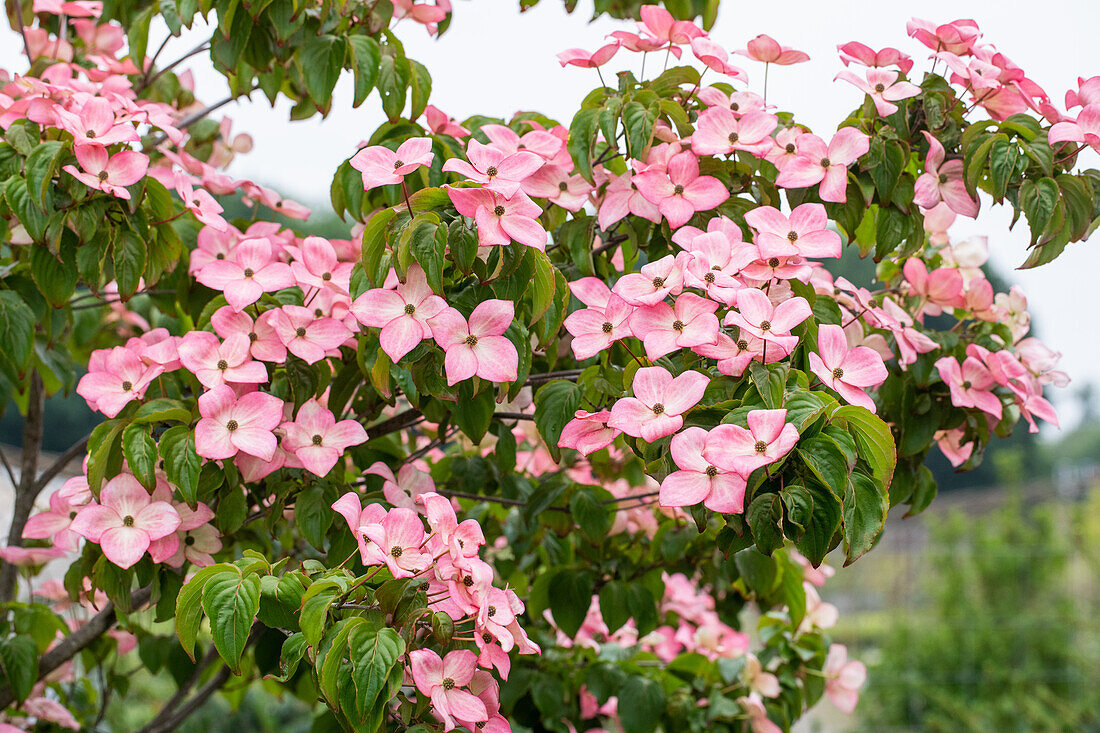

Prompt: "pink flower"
[366,461,437,511]
[690,37,748,80]
[194,237,295,311]
[808,325,888,412]
[906,18,981,55]
[739,693,782,733]
[775,128,869,203]
[903,258,964,315]
[0,545,67,566]
[629,292,720,360]
[54,96,137,148]
[349,137,434,189]
[706,409,799,476]
[446,186,547,250]
[607,367,709,442]
[736,34,809,65]
[409,649,487,731]
[77,346,162,417]
[695,332,777,376]
[177,331,268,389]
[63,146,147,200]
[935,356,1003,419]
[659,426,749,513]
[557,42,619,68]
[597,170,662,229]
[281,399,368,477]
[23,490,82,552]
[558,410,621,455]
[429,300,518,385]
[725,289,811,345]
[331,494,388,565]
[270,305,352,364]
[564,293,634,360]
[521,165,592,212]
[681,230,754,305]
[351,264,446,361]
[69,475,180,569]
[633,151,729,228]
[837,42,913,75]
[691,108,777,157]
[745,203,842,259]
[195,385,284,461]
[835,68,921,116]
[612,253,688,306]
[424,105,469,138]
[913,132,980,217]
[823,644,867,714]
[442,140,543,197]
[291,236,354,295]
[211,306,286,363]
[638,5,703,46]
[360,508,430,578]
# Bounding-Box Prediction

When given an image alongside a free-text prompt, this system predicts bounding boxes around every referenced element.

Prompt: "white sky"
[3,0,1100,426]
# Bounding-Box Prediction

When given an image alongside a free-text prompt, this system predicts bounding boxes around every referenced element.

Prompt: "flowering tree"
[0,0,1088,731]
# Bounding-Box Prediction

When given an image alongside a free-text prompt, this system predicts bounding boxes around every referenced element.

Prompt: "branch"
[364,408,424,440]
[0,373,44,602]
[436,489,570,511]
[493,412,535,421]
[137,40,210,93]
[0,586,153,709]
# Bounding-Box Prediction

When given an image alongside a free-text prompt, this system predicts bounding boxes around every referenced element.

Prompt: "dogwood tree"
[0,0,1088,731]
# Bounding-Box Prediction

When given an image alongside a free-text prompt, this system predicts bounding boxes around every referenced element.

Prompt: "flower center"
[673,184,685,195]
[652,403,665,415]
[759,320,771,332]
[768,257,781,268]
[601,321,613,334]
[705,465,718,477]
[322,272,332,281]
[485,166,498,177]
[216,253,226,260]
[939,173,948,184]
[185,535,195,546]
[85,130,96,138]
[314,308,324,317]
[226,419,239,431]
[464,334,478,346]
[121,380,133,391]
[651,277,665,288]
[754,440,768,454]
[558,181,569,192]
[442,678,455,690]
[962,380,972,390]
[390,546,403,558]
[487,606,497,617]
[731,103,740,111]
[819,157,831,168]
[493,205,505,216]
[874,83,886,93]
[248,332,258,342]
[785,143,796,154]
[217,359,229,371]
[737,339,749,350]
[832,367,845,380]
[786,230,799,242]
[295,327,307,338]
[672,320,685,332]
[244,268,256,279]
[97,170,109,181]
[482,632,493,644]
[312,434,323,445]
[704,272,716,283]
[404,303,416,315]
[727,132,739,144]
[393,159,404,169]
[463,575,474,587]
[122,515,135,527]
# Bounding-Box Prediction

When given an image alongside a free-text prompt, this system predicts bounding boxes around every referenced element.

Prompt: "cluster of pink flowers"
[332,490,537,731]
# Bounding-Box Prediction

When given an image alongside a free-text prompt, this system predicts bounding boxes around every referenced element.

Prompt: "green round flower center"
[485,166,498,177]
[672,320,685,332]
[768,257,781,268]
[295,327,307,338]
[243,268,254,278]
[442,678,455,690]
[832,367,845,380]
[390,546,403,558]
[819,157,831,168]
[705,465,718,477]
[122,515,135,527]
[874,83,885,93]
[759,320,772,332]
[121,381,133,391]
[651,277,665,289]
[754,440,768,454]
[393,159,404,169]
[673,184,685,195]
[493,205,505,216]
[727,132,739,144]
[217,359,229,371]
[464,334,478,347]
[404,303,416,315]
[312,434,323,446]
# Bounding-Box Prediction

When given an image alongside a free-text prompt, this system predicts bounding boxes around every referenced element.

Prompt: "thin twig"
[31,432,91,494]
[436,489,570,511]
[138,41,210,93]
[493,412,535,421]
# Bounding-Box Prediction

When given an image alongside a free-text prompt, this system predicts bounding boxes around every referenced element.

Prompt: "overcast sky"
[3,0,1099,427]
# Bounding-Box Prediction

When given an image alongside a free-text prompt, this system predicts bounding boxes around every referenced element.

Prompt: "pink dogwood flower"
[808,325,888,412]
[558,410,621,455]
[736,34,809,65]
[557,42,620,68]
[521,165,592,211]
[54,96,137,148]
[291,236,354,294]
[409,649,487,731]
[349,137,434,190]
[564,293,634,359]
[77,346,162,417]
[612,253,689,306]
[177,331,268,389]
[351,264,446,361]
[707,409,799,476]
[638,5,703,46]
[835,68,920,116]
[745,203,842,260]
[906,18,981,55]
[837,42,913,74]
[913,132,980,217]
[195,385,284,461]
[423,105,469,138]
[442,140,542,197]
[63,146,147,200]
[725,289,811,346]
[775,128,869,202]
[210,306,287,363]
[935,356,1003,419]
[823,644,867,714]
[360,507,432,578]
[281,399,368,477]
[597,170,662,229]
[194,237,295,311]
[270,305,352,364]
[69,475,180,569]
[607,367,709,442]
[429,300,519,385]
[903,258,965,315]
[739,693,782,733]
[690,37,748,80]
[23,490,82,552]
[691,108,777,157]
[634,151,729,228]
[659,426,749,513]
[446,186,547,250]
[629,292,720,360]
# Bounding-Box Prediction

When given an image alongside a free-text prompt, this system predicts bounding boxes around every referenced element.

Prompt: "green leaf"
[202,570,261,672]
[734,547,779,594]
[570,489,612,540]
[133,397,191,425]
[868,138,906,205]
[746,492,784,555]
[841,470,887,565]
[4,177,46,242]
[1018,178,1060,245]
[529,250,556,325]
[798,434,850,498]
[401,214,445,293]
[360,207,396,286]
[988,138,1020,201]
[534,380,581,462]
[617,675,665,733]
[833,405,896,490]
[85,418,126,494]
[625,583,659,636]
[377,53,411,121]
[175,564,236,660]
[598,580,630,634]
[348,625,404,723]
[776,554,807,628]
[122,423,158,490]
[300,582,340,648]
[159,425,200,504]
[0,290,35,382]
[348,36,381,108]
[295,484,332,550]
[0,636,38,702]
[30,240,77,307]
[748,361,787,409]
[269,632,306,682]
[622,100,656,160]
[408,59,432,120]
[793,481,841,566]
[113,229,147,298]
[567,107,600,184]
[548,569,592,638]
[299,35,345,108]
[24,140,66,208]
[452,383,495,443]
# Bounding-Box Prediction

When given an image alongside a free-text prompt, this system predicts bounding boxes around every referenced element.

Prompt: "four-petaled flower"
[195,385,284,461]
[633,151,730,228]
[808,325,889,412]
[409,649,487,731]
[349,137,434,190]
[69,475,180,569]
[281,399,368,477]
[429,300,519,385]
[351,264,447,361]
[607,366,709,442]
[659,426,749,513]
[706,409,800,476]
